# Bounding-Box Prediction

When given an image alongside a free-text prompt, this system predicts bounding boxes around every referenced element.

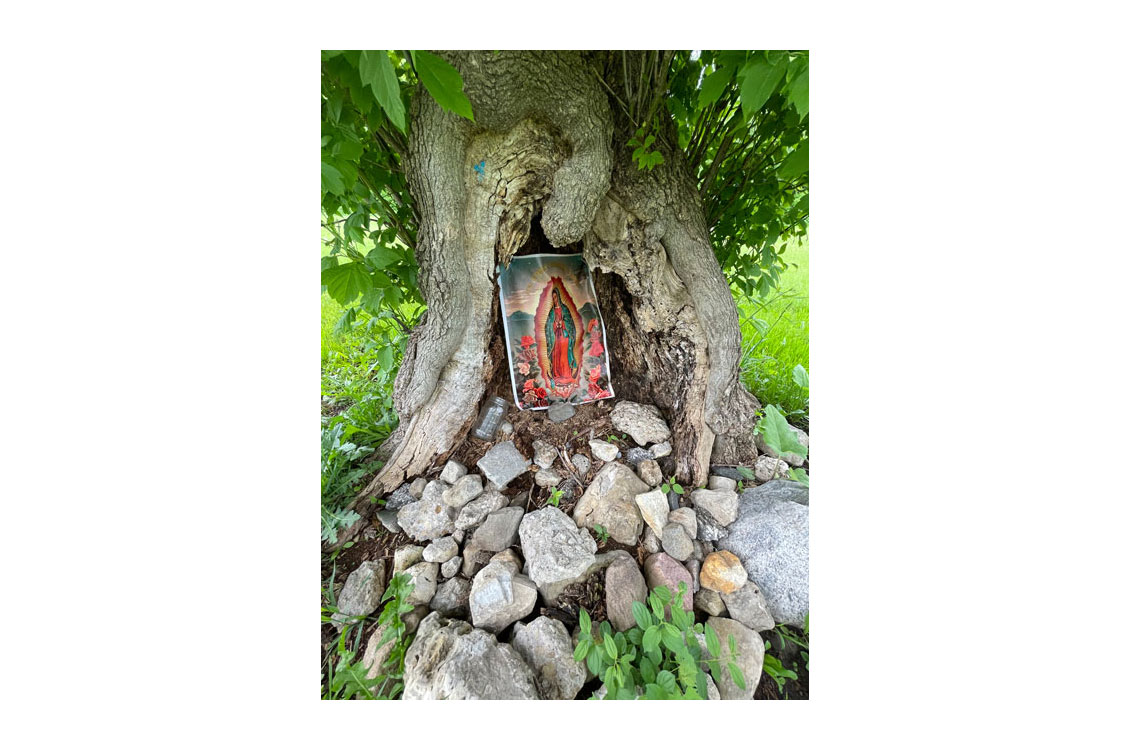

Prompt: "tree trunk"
[360,51,761,507]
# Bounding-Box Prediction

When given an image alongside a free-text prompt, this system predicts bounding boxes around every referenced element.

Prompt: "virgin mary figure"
[545,287,578,385]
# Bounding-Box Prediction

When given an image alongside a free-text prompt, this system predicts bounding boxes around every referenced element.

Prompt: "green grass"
[735,237,809,426]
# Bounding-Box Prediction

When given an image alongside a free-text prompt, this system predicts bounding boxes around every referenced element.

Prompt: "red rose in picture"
[523,378,536,392]
[518,362,530,375]
[589,339,604,357]
[520,335,535,348]
[534,387,547,399]
[589,365,602,382]
[587,318,598,333]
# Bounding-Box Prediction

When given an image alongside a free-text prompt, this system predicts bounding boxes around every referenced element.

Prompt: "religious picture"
[498,253,615,409]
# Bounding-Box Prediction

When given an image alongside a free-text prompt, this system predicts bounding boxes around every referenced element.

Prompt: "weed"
[659,476,684,495]
[573,584,745,699]
[546,486,564,507]
[593,524,610,544]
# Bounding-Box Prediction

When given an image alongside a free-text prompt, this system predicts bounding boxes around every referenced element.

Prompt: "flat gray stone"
[441,555,462,579]
[453,488,508,532]
[518,506,597,591]
[604,556,647,632]
[332,560,386,627]
[396,498,456,542]
[534,466,564,488]
[637,458,662,487]
[623,446,653,467]
[721,581,775,632]
[661,522,694,561]
[384,483,417,511]
[439,460,468,485]
[634,488,669,537]
[718,487,808,626]
[588,439,619,462]
[476,441,530,489]
[430,577,471,617]
[668,507,697,540]
[650,441,671,458]
[470,561,538,633]
[708,475,737,492]
[570,453,591,475]
[641,526,661,554]
[409,477,428,499]
[755,455,791,482]
[467,506,524,552]
[532,439,557,469]
[442,473,483,509]
[423,536,459,564]
[403,561,438,607]
[706,617,764,699]
[691,488,740,527]
[546,402,575,423]
[694,588,727,617]
[403,612,539,700]
[747,479,809,507]
[375,509,401,535]
[572,461,648,545]
[611,400,671,446]
[511,616,588,700]
[393,545,424,573]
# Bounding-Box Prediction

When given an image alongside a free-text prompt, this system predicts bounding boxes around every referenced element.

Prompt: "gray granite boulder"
[718,487,808,626]
[611,400,671,446]
[511,616,587,700]
[604,555,647,632]
[694,506,729,542]
[469,561,538,633]
[518,506,597,591]
[706,616,764,699]
[403,612,539,699]
[572,461,648,544]
[476,441,530,489]
[467,506,524,552]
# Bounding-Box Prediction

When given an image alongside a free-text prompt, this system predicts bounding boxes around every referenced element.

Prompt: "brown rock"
[700,550,748,594]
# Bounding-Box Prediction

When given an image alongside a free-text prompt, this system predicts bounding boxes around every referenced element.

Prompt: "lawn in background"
[735,236,809,427]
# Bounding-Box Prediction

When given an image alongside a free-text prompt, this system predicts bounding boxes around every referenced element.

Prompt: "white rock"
[589,439,619,462]
[423,536,459,564]
[634,488,670,538]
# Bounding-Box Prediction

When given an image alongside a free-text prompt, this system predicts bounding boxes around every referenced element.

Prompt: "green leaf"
[698,65,732,108]
[359,51,405,132]
[321,162,345,195]
[377,346,394,372]
[604,635,618,660]
[704,624,721,658]
[321,262,373,305]
[672,483,684,494]
[639,655,657,684]
[656,670,677,694]
[586,647,603,676]
[411,50,474,121]
[791,363,809,389]
[737,58,787,119]
[631,601,652,630]
[642,625,661,653]
[789,467,810,487]
[778,138,808,181]
[579,608,591,635]
[366,244,400,270]
[788,66,809,118]
[728,661,747,691]
[573,638,590,661]
[757,404,808,459]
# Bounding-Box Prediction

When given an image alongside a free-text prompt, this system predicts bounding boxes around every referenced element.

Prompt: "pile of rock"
[346,402,809,700]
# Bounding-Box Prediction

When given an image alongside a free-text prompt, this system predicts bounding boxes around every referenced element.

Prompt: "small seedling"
[593,524,610,544]
[546,486,564,507]
[659,476,684,495]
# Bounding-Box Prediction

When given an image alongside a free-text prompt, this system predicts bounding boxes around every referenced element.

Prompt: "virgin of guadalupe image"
[545,287,578,385]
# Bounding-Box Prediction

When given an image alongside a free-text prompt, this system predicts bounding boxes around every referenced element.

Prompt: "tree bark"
[360,50,761,507]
